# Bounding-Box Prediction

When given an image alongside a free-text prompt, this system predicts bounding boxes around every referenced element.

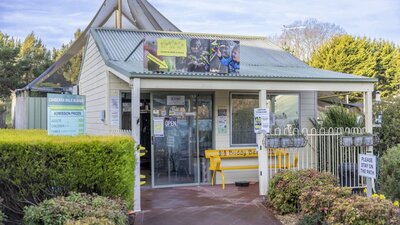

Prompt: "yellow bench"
[205,148,298,189]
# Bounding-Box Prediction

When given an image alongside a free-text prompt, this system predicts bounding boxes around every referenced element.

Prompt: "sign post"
[359,154,376,197]
[254,92,270,196]
[47,94,86,136]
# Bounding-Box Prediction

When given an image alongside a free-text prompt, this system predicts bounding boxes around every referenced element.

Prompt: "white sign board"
[254,108,270,134]
[153,117,164,137]
[110,96,120,126]
[167,95,185,105]
[359,154,376,179]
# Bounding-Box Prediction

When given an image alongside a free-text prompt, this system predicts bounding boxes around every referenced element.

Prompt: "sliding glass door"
[152,93,212,187]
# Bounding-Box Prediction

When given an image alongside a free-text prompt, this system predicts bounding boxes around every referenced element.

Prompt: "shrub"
[296,213,327,225]
[327,195,400,225]
[0,130,135,222]
[23,192,127,225]
[0,197,5,225]
[321,105,362,129]
[267,169,337,214]
[300,185,351,217]
[382,97,400,148]
[379,144,400,200]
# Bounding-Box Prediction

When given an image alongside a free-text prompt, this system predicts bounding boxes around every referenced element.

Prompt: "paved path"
[135,184,282,225]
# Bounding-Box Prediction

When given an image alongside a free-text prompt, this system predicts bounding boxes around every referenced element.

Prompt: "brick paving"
[135,183,282,225]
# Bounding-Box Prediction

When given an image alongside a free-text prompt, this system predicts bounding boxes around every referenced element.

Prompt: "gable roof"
[22,0,180,92]
[91,28,377,83]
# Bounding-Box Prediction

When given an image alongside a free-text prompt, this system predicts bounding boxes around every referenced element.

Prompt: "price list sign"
[47,94,86,136]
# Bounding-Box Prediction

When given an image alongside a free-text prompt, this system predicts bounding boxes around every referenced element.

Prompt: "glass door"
[151,93,212,187]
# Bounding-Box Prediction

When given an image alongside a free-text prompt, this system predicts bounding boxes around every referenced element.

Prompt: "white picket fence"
[268,127,367,189]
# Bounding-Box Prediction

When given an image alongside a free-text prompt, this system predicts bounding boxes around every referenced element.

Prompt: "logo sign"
[359,154,376,179]
[47,94,86,136]
[254,108,270,134]
[157,38,187,57]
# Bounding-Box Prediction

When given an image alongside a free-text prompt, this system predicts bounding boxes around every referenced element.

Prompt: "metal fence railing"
[267,127,368,189]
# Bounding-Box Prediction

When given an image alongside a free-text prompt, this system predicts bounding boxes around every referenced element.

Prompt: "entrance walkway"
[135,184,282,225]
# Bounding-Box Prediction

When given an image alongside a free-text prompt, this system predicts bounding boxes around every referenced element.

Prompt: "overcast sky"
[0,0,399,49]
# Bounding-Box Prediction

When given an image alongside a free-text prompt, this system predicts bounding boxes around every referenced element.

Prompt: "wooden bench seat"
[205,148,298,189]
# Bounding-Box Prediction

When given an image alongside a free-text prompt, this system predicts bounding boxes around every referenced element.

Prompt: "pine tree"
[309,35,400,98]
[0,31,20,100]
[17,32,53,86]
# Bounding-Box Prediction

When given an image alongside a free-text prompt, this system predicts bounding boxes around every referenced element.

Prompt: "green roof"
[90,28,377,83]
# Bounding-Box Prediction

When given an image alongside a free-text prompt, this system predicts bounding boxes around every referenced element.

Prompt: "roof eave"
[128,72,378,83]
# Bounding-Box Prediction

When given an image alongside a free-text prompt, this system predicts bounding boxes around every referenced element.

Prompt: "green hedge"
[0,130,135,222]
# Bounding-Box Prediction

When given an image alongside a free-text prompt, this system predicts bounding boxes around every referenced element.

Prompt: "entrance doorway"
[121,93,152,186]
[151,93,213,187]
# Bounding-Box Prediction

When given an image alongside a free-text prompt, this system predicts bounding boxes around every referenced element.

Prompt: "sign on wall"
[144,37,240,74]
[254,108,270,134]
[110,96,120,126]
[217,108,228,134]
[359,154,377,179]
[47,94,86,136]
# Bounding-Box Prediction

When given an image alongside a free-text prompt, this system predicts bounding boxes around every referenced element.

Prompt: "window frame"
[229,92,259,147]
[267,92,301,131]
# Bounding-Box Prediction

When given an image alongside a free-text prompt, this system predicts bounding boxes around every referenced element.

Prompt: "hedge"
[0,129,135,223]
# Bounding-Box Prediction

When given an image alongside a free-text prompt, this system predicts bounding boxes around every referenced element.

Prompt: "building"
[79,27,376,210]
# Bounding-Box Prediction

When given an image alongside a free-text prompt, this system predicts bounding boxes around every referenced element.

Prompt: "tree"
[52,29,83,85]
[309,35,400,98]
[0,31,20,100]
[271,18,346,62]
[17,32,52,86]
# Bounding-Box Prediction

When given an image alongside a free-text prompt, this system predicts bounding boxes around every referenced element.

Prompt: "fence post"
[364,91,373,197]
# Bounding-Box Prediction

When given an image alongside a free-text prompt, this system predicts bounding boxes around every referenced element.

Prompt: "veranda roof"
[91,28,377,83]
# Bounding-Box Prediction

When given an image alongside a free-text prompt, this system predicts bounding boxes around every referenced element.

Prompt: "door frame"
[150,91,213,188]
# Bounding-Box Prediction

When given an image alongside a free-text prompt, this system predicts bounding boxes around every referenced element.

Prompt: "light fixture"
[375,91,381,103]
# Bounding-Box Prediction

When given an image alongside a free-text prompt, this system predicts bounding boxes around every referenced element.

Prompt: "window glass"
[231,94,259,145]
[267,94,299,131]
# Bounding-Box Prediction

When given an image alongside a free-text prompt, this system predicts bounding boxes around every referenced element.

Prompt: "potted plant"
[266,136,280,148]
[280,135,291,148]
[362,133,374,146]
[341,133,353,147]
[293,135,306,148]
[353,135,363,147]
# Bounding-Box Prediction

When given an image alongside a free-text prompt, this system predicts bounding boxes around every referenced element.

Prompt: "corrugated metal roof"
[91,28,377,82]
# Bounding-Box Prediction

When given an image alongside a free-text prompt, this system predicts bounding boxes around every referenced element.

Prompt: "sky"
[0,0,399,49]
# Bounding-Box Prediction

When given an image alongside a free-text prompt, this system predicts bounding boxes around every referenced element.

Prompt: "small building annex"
[79,27,376,210]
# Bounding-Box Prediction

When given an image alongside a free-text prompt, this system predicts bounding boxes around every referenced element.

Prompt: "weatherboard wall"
[79,36,108,135]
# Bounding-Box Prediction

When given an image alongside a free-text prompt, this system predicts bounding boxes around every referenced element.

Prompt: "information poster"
[359,154,377,179]
[110,96,120,126]
[47,94,86,136]
[217,108,227,134]
[254,108,270,134]
[154,117,164,137]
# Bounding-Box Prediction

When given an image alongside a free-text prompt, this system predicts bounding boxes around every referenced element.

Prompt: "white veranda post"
[363,91,373,197]
[258,89,269,196]
[131,78,141,211]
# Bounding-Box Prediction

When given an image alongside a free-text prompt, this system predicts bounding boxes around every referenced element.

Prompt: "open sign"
[165,117,178,128]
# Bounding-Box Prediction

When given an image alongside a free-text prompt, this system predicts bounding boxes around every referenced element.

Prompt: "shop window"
[267,94,299,131]
[231,94,259,145]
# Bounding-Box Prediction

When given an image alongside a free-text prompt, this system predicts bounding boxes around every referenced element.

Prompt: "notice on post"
[254,108,270,134]
[359,154,376,179]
